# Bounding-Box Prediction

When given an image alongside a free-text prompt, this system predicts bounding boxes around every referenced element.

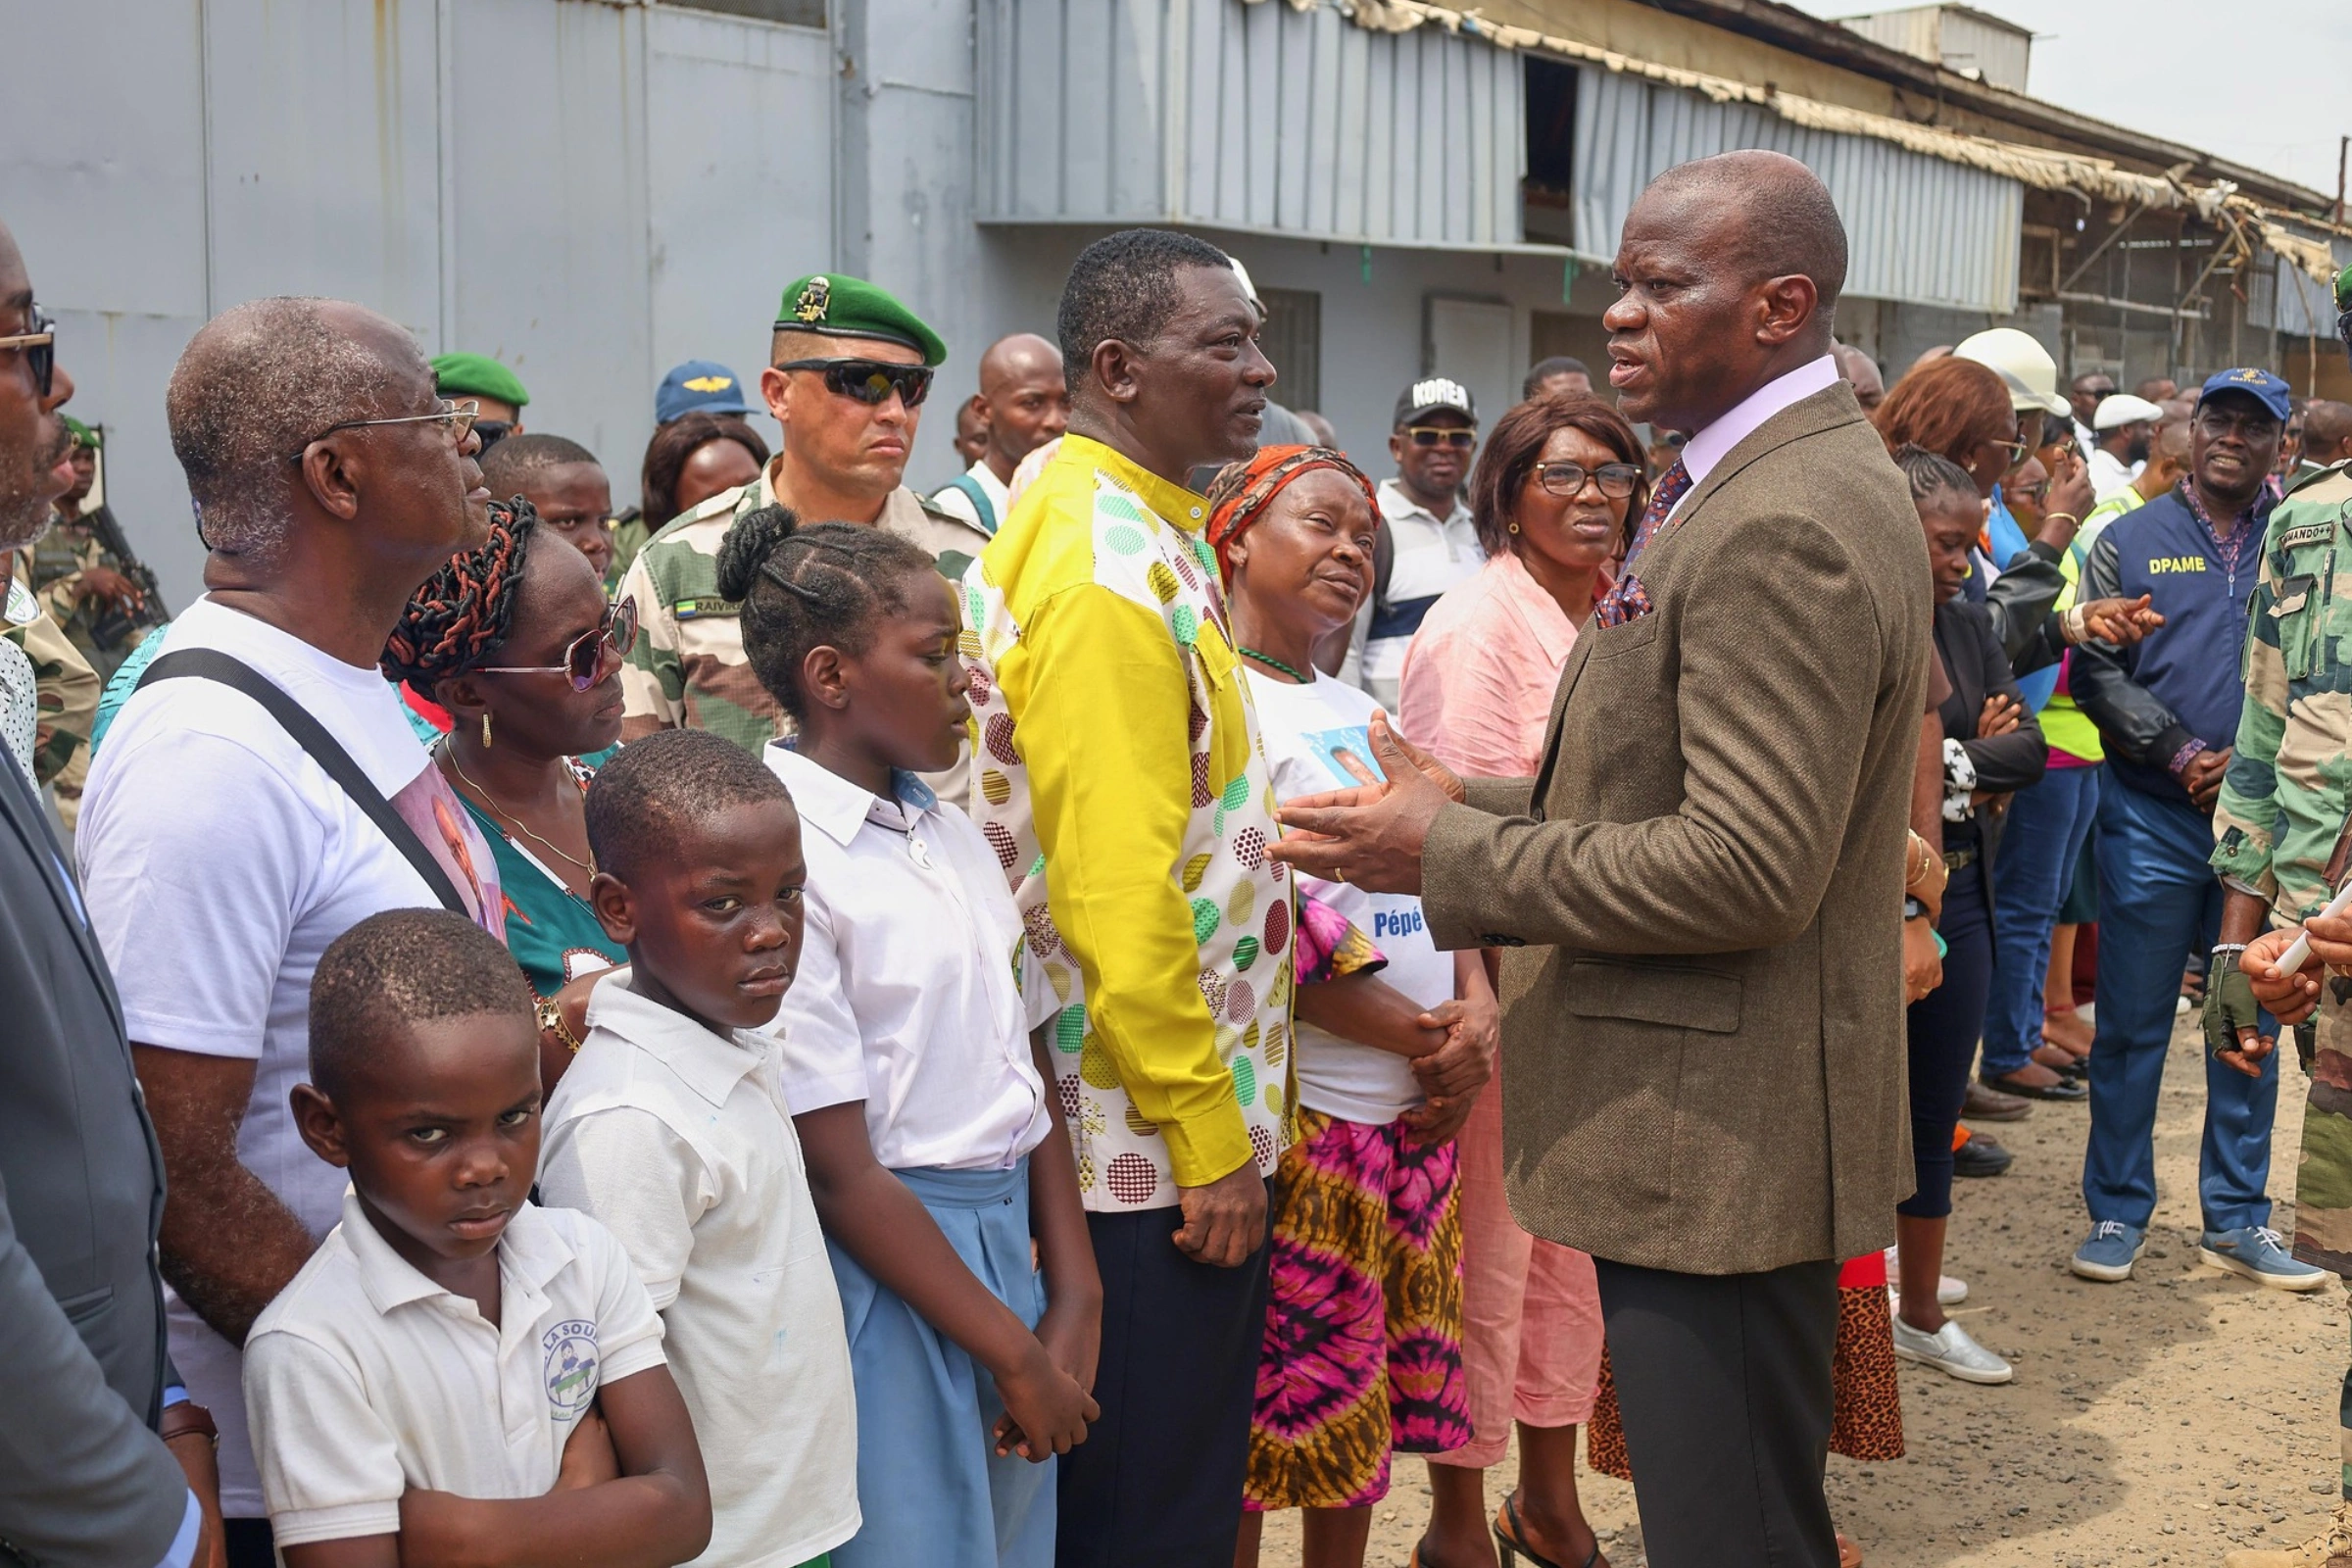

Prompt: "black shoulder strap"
[135,649,470,916]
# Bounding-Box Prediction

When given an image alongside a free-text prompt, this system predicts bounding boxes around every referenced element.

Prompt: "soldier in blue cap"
[2065,365,2319,1291]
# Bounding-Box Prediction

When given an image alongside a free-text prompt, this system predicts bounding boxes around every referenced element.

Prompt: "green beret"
[429,352,530,409]
[61,415,99,450]
[773,274,947,368]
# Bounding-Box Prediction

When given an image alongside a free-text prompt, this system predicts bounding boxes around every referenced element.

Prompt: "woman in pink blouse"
[1396,393,1646,1568]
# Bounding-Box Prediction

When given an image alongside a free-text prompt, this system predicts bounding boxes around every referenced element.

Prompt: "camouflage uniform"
[2211,459,2352,1510]
[2,564,98,811]
[615,461,987,770]
[25,511,148,683]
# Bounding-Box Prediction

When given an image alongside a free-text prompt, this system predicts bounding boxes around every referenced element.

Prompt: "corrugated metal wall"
[977,0,1525,249]
[2256,230,2352,339]
[1572,64,2024,315]
[0,0,838,607]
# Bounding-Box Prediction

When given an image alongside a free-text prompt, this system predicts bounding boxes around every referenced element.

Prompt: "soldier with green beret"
[428,351,529,446]
[615,271,984,776]
[2211,262,2352,1568]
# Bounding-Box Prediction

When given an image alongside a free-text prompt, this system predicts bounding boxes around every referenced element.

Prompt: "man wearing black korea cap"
[1349,376,1482,707]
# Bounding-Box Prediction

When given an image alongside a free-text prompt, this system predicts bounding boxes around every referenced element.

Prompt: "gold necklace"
[442,746,596,876]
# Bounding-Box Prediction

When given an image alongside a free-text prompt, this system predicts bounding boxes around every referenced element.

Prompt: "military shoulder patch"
[2278,521,2336,551]
[672,597,742,620]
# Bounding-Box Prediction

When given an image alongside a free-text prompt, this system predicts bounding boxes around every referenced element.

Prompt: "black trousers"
[221,1518,274,1568]
[1594,1255,1840,1568]
[1055,1201,1271,1568]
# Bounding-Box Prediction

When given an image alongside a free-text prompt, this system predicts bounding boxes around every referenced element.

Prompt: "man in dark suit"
[1273,151,1929,1566]
[0,219,220,1567]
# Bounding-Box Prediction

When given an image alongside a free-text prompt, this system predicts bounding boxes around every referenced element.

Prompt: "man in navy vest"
[2069,367,2326,1291]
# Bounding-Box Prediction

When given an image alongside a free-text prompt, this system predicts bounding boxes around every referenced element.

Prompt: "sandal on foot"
[1492,1495,1602,1568]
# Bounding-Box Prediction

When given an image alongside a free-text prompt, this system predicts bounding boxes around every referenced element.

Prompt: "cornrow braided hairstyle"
[381,498,539,689]
[1890,443,1981,513]
[712,505,936,723]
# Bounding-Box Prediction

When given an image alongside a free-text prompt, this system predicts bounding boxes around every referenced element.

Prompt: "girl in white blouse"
[713,506,1099,1568]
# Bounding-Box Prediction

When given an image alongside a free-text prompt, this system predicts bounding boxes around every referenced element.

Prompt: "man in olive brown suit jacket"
[1275,151,1930,1567]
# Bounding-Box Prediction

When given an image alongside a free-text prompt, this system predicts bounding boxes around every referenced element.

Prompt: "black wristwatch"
[1904,896,1929,920]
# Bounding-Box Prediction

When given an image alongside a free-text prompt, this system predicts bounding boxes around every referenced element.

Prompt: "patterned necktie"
[1592,460,1692,628]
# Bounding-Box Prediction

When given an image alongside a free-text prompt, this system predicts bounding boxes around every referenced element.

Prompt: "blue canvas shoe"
[2068,1220,2145,1282]
[2200,1226,2329,1292]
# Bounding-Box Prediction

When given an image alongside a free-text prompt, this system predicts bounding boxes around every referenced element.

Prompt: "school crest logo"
[542,1319,599,1417]
[794,277,832,324]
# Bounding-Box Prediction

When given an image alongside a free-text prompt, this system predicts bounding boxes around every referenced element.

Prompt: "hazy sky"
[1787,0,2351,202]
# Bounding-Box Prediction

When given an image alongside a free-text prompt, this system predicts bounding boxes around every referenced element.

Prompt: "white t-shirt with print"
[77,596,504,1517]
[243,1197,666,1550]
[1246,669,1455,1124]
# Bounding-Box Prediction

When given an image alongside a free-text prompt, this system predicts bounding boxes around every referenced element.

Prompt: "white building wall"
[0,0,840,609]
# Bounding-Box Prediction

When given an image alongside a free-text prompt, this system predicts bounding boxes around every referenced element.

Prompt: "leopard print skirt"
[1585,1283,1905,1476]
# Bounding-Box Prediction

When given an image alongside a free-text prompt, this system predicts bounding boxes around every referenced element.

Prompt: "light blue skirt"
[826,1159,1054,1568]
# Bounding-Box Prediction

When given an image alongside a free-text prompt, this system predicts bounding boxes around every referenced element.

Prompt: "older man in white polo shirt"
[1350,376,1484,708]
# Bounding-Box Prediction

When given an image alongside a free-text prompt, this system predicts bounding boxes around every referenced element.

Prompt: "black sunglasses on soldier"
[775,357,934,409]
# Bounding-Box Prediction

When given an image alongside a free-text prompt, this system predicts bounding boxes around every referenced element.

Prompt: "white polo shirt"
[538,972,859,1568]
[761,747,1054,1170]
[241,1195,666,1551]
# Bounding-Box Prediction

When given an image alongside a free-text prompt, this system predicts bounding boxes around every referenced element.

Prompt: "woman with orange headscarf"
[1209,446,1494,1568]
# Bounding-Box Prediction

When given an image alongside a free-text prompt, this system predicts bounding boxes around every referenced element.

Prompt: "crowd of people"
[10,143,2352,1568]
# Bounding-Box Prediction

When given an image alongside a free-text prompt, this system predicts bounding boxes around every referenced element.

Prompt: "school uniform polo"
[241,1195,666,1551]
[539,972,859,1568]
[763,745,1063,1567]
[763,744,1053,1166]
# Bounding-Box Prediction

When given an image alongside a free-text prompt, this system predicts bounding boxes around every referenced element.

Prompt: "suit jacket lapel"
[1522,382,1870,819]
[0,745,124,1033]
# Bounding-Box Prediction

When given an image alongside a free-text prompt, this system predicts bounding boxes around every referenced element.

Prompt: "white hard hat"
[1955,328,2070,418]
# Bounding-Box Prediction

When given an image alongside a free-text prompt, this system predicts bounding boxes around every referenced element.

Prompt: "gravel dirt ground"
[1255,1010,2351,1567]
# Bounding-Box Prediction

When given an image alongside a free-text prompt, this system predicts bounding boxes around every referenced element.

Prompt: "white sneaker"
[1883,1246,1968,1305]
[1890,1315,2013,1384]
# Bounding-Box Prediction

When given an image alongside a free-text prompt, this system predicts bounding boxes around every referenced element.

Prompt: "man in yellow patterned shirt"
[964,228,1286,1566]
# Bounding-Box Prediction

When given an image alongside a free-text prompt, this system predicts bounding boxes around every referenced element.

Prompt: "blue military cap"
[2197,368,2293,424]
[656,360,755,424]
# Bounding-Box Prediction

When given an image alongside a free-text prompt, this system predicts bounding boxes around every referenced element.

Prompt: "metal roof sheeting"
[1573,63,2023,315]
[978,0,1531,249]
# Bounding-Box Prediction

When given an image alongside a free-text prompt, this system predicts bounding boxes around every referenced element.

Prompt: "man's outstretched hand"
[1271,713,1463,895]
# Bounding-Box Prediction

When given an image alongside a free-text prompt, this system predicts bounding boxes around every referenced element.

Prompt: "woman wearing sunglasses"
[382,500,637,1007]
[1391,392,1645,1568]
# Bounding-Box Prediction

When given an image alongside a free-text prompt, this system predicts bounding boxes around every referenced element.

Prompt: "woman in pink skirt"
[1395,393,1647,1568]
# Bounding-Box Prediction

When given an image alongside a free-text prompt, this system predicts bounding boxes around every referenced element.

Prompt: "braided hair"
[381,499,538,688]
[712,505,936,723]
[1890,444,1981,514]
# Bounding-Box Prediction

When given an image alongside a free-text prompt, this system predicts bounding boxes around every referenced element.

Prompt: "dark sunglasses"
[776,357,933,408]
[1536,461,1642,499]
[1403,425,1476,451]
[0,305,57,398]
[472,419,516,452]
[474,596,639,690]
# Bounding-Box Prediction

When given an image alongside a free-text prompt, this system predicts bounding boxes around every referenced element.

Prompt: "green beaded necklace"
[1237,647,1310,683]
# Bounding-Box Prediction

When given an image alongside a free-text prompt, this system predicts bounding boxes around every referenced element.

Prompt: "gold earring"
[1507,520,1521,534]
[481,712,493,748]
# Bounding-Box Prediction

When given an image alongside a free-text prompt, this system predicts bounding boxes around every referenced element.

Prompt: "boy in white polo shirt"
[539,730,860,1568]
[242,908,711,1567]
